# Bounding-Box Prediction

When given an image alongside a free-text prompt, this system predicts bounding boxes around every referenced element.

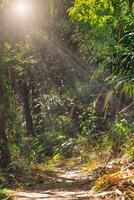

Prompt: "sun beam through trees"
[0,0,133,199]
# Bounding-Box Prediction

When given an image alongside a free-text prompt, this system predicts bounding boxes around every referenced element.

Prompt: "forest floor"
[11,156,134,200]
[14,165,95,200]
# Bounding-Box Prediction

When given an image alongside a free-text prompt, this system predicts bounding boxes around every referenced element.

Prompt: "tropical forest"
[0,0,134,199]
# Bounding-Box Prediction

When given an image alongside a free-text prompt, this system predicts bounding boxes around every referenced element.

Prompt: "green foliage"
[0,190,8,200]
[79,109,97,135]
[109,117,134,156]
[8,159,29,174]
[0,190,13,200]
[69,0,134,92]
[42,131,66,157]
[55,138,77,158]
[68,0,116,61]
[20,131,66,162]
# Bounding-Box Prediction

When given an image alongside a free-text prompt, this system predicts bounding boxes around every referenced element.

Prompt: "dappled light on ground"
[14,166,94,200]
[14,158,134,200]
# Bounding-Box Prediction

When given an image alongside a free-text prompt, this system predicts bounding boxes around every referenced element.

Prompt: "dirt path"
[14,166,96,200]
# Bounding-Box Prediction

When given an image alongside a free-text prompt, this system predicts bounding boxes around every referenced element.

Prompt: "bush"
[109,117,134,156]
[8,159,29,174]
[0,190,14,200]
[55,138,77,158]
[21,131,66,162]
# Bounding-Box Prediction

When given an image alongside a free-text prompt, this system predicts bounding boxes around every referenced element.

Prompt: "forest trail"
[14,166,98,200]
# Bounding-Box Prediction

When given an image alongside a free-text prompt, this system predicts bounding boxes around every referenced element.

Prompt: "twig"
[121,161,134,171]
[119,102,134,115]
[99,155,113,175]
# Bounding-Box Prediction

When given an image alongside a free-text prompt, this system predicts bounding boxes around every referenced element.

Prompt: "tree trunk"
[31,84,44,134]
[0,41,11,169]
[128,0,133,12]
[20,82,34,136]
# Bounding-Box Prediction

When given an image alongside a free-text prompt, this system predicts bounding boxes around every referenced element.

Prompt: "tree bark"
[128,0,134,12]
[31,84,44,134]
[20,81,34,136]
[0,41,11,169]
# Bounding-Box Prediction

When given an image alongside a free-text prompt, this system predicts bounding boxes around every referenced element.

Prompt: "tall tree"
[0,9,11,168]
[20,81,34,136]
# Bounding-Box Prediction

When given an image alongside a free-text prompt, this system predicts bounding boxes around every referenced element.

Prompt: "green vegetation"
[69,0,134,94]
[0,0,133,199]
[0,190,14,200]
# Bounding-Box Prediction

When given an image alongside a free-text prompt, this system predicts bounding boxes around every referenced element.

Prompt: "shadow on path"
[14,166,96,200]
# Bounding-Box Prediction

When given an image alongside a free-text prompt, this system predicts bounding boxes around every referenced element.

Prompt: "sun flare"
[14,2,29,16]
[17,3,26,12]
